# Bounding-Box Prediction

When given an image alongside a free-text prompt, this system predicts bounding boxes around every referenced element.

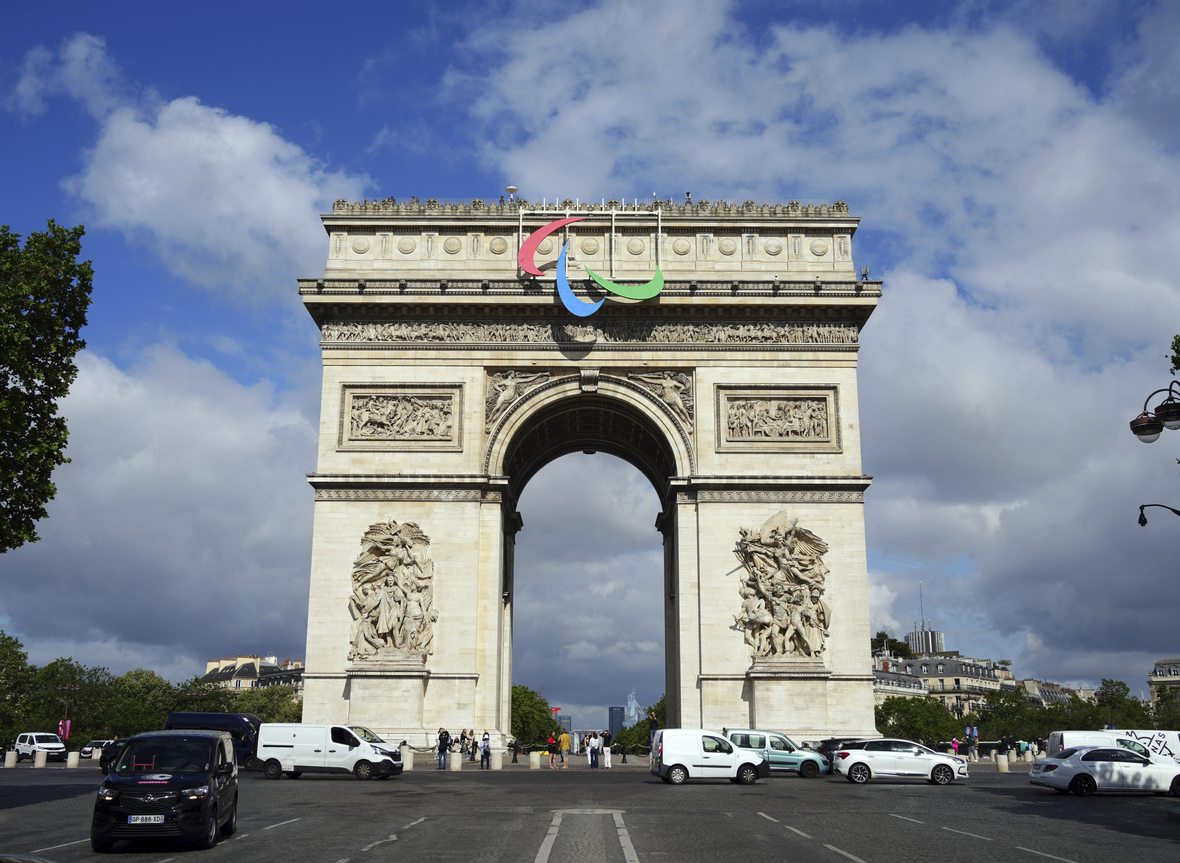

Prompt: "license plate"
[129,815,165,824]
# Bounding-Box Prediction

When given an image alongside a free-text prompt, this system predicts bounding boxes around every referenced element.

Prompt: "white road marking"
[30,839,88,854]
[404,817,426,828]
[942,827,991,840]
[824,845,870,863]
[533,809,640,863]
[234,833,250,841]
[360,834,398,851]
[612,812,640,863]
[889,814,923,823]
[785,826,813,839]
[1015,847,1078,863]
[757,812,780,822]
[156,858,174,862]
[532,812,563,863]
[264,817,302,830]
[337,859,350,863]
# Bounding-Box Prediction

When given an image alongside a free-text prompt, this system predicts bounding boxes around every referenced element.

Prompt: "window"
[938,679,945,691]
[937,663,944,673]
[954,679,961,689]
[770,736,793,752]
[906,666,913,674]
[865,740,892,752]
[921,665,928,674]
[702,736,732,754]
[1117,739,1150,758]
[1081,749,1118,762]
[331,727,360,747]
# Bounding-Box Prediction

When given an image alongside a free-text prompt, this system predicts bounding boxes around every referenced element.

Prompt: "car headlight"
[98,786,117,801]
[180,784,209,800]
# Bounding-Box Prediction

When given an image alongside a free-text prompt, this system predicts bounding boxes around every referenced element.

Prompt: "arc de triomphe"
[299,197,880,745]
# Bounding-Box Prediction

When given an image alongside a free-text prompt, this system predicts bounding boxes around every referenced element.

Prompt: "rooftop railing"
[328,197,850,218]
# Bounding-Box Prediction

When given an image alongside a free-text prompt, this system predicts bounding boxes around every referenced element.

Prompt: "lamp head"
[1130,412,1163,443]
[1138,508,1148,527]
[1154,397,1180,431]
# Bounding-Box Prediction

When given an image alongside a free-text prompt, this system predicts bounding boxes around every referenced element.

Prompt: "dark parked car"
[98,738,131,774]
[90,729,238,852]
[815,738,864,773]
[165,712,262,768]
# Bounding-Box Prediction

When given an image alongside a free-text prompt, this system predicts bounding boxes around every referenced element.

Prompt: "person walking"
[480,730,491,769]
[586,733,593,767]
[560,728,571,769]
[951,737,959,756]
[602,730,612,769]
[648,711,659,750]
[437,727,450,770]
[547,732,558,769]
[589,732,599,769]
[968,734,978,762]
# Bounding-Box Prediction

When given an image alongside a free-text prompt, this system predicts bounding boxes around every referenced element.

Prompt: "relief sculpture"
[485,371,550,430]
[733,511,832,660]
[348,520,438,662]
[726,397,827,441]
[628,372,693,424]
[350,395,453,440]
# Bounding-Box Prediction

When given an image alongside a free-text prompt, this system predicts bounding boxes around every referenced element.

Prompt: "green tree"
[0,630,34,747]
[875,696,959,744]
[22,657,113,746]
[510,684,559,745]
[1095,678,1152,729]
[1170,334,1179,376]
[0,220,93,552]
[104,669,180,738]
[233,685,303,723]
[871,630,912,659]
[613,694,667,751]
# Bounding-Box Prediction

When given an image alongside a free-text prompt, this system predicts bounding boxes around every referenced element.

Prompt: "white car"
[80,739,113,758]
[833,738,969,785]
[1030,746,1180,796]
[650,728,771,785]
[15,733,67,762]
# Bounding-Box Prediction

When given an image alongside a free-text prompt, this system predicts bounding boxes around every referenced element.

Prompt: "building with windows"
[1017,678,1074,707]
[872,651,925,704]
[903,653,1001,718]
[557,714,572,734]
[609,706,625,738]
[201,655,304,693]
[905,626,945,656]
[1148,657,1180,703]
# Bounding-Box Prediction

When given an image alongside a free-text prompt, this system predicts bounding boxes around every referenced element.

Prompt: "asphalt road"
[2,760,1177,863]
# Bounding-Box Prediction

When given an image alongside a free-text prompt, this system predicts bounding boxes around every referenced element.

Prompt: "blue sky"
[3,0,1180,727]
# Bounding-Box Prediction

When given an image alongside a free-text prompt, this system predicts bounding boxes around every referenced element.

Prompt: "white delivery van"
[257,723,403,780]
[1048,730,1180,763]
[650,728,770,785]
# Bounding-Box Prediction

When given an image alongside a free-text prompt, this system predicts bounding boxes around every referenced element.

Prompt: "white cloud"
[0,347,317,678]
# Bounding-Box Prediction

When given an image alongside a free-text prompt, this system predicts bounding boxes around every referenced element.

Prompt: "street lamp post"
[1129,381,1180,525]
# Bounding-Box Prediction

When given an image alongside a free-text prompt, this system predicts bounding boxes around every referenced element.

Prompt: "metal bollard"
[67,752,80,768]
[491,749,503,770]
[400,745,414,771]
[528,751,541,769]
[4,751,15,769]
[34,750,47,768]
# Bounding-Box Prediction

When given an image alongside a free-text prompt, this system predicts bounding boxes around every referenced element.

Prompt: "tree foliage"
[613,693,667,750]
[1170,334,1179,377]
[875,696,960,744]
[510,684,560,745]
[871,630,913,659]
[0,220,93,552]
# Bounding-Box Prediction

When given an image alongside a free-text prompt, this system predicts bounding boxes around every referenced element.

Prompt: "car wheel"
[263,759,283,780]
[1170,775,1180,797]
[288,771,302,779]
[1070,775,1096,797]
[221,796,238,836]
[737,764,758,785]
[930,765,954,786]
[667,765,689,785]
[90,833,113,853]
[848,763,871,784]
[800,760,820,779]
[196,807,219,849]
[354,760,374,780]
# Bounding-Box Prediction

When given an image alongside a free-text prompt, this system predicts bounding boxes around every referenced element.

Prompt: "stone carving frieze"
[485,371,550,430]
[320,319,858,346]
[733,511,831,661]
[350,394,453,441]
[348,519,438,663]
[628,371,693,424]
[726,396,827,441]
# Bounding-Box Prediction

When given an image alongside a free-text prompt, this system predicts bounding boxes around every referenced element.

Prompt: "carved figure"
[485,371,549,430]
[726,397,828,441]
[347,520,437,661]
[733,511,832,660]
[629,372,693,424]
[350,395,452,440]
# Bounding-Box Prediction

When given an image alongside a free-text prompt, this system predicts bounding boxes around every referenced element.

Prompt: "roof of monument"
[327,197,855,220]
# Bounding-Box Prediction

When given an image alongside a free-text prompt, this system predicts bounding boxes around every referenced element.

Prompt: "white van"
[1048,730,1180,763]
[650,728,770,785]
[15,732,67,762]
[257,723,403,780]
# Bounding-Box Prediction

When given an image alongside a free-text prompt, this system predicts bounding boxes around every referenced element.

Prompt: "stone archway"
[299,197,879,745]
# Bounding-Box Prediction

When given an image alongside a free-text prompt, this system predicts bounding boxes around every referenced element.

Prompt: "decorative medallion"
[765,239,783,256]
[443,237,462,255]
[488,237,508,255]
[809,239,829,256]
[537,239,554,254]
[673,238,692,256]
[352,237,370,254]
[580,237,600,255]
[397,237,417,254]
[719,238,737,255]
[627,237,645,254]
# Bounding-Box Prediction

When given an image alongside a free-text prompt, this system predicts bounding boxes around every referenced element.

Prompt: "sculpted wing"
[791,527,828,557]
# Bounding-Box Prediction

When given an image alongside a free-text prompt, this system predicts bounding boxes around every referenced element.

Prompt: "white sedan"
[833,738,969,785]
[1030,746,1180,796]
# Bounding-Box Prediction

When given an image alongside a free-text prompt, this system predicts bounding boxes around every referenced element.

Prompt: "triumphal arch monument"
[298,195,881,745]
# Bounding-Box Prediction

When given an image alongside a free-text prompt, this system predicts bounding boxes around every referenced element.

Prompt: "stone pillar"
[400,745,414,771]
[528,751,541,769]
[490,748,503,770]
[3,751,15,768]
[92,749,102,761]
[67,752,80,768]
[34,751,47,768]
[997,754,1009,773]
[447,751,462,771]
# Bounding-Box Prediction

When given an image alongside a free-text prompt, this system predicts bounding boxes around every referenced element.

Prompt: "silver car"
[833,738,969,785]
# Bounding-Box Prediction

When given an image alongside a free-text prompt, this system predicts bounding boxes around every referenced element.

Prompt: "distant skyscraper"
[558,714,572,734]
[609,706,625,738]
[905,626,945,655]
[626,689,641,725]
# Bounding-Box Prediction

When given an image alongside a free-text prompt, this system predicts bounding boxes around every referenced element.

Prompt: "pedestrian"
[648,711,659,750]
[951,737,959,756]
[560,728,571,769]
[587,733,593,767]
[968,735,978,762]
[589,732,599,769]
[437,727,450,770]
[480,730,491,769]
[547,732,557,769]
[602,730,612,769]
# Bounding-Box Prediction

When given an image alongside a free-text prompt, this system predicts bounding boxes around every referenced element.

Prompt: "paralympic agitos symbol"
[517,217,665,317]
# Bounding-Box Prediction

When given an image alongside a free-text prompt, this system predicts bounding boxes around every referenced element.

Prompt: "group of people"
[544,729,614,769]
[436,728,492,770]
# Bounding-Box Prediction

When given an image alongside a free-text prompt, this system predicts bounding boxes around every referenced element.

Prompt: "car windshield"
[350,726,385,744]
[116,741,212,774]
[34,735,61,744]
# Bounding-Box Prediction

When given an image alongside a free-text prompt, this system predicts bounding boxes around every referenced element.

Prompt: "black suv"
[98,738,130,775]
[815,738,864,773]
[91,730,238,852]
